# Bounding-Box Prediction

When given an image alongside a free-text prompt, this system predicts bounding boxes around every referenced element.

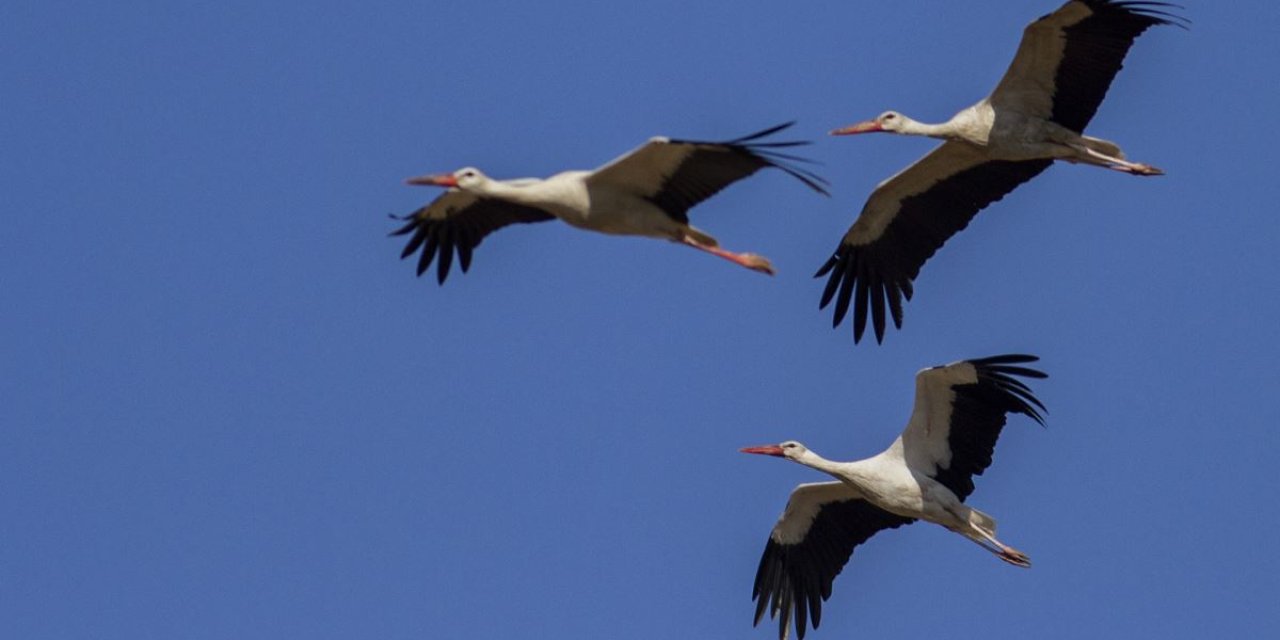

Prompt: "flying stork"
[742,354,1048,640]
[390,123,828,283]
[818,0,1186,344]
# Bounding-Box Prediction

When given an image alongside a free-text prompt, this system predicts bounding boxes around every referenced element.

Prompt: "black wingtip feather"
[971,354,1049,425]
[751,501,915,640]
[851,275,869,344]
[927,356,1049,499]
[391,197,554,286]
[416,233,438,277]
[648,122,829,224]
[1105,1,1191,28]
[970,353,1041,366]
[436,229,454,285]
[728,121,797,145]
[818,159,1052,346]
[1050,2,1186,131]
[829,258,855,329]
[813,255,838,280]
[389,214,419,237]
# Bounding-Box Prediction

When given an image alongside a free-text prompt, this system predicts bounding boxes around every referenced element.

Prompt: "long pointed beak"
[405,173,458,187]
[830,121,883,136]
[740,445,786,457]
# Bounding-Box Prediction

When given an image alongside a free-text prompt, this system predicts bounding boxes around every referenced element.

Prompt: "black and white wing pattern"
[587,122,828,224]
[815,142,1052,344]
[390,188,554,284]
[897,354,1048,500]
[991,0,1186,133]
[752,482,914,640]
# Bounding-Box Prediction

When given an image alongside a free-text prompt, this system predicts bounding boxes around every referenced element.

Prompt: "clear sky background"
[4,1,1279,638]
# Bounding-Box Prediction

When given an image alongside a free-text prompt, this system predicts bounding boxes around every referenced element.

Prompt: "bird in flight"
[743,354,1048,639]
[391,122,828,284]
[818,0,1186,344]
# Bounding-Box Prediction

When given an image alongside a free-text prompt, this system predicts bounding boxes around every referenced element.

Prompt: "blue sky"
[4,1,1279,638]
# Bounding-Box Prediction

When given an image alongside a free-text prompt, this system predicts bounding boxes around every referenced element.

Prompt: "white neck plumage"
[898,115,962,140]
[794,449,855,480]
[466,176,551,207]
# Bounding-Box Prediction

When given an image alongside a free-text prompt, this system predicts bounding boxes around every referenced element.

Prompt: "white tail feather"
[682,225,718,247]
[1082,135,1125,160]
[968,508,997,537]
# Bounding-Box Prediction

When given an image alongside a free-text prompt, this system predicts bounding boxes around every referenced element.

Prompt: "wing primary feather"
[820,154,1052,343]
[388,213,419,236]
[391,196,554,285]
[813,254,838,279]
[399,227,427,259]
[818,264,841,310]
[456,231,474,273]
[852,270,870,344]
[887,280,904,329]
[417,233,439,277]
[726,121,797,144]
[970,353,1041,365]
[923,354,1050,497]
[830,257,856,328]
[870,280,887,344]
[436,227,454,285]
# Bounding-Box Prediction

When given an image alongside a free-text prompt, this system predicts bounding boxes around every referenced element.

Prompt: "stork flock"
[387,2,1184,638]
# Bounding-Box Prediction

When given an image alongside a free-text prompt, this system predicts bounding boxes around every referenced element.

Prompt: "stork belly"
[846,478,927,519]
[987,116,1078,161]
[560,205,680,239]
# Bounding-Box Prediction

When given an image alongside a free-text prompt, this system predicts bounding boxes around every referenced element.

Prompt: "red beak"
[405,173,459,187]
[830,121,883,136]
[740,445,786,457]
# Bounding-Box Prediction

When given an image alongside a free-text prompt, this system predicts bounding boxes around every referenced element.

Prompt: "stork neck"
[797,451,880,492]
[474,179,539,204]
[472,175,577,214]
[797,450,855,479]
[901,118,958,140]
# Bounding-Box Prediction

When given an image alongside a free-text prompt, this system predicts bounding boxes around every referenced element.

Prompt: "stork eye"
[884,114,896,120]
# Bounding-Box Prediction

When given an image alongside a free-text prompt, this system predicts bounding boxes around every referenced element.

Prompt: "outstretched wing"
[815,142,1051,344]
[389,189,554,285]
[895,354,1048,500]
[587,122,828,224]
[990,0,1186,132]
[752,482,914,640]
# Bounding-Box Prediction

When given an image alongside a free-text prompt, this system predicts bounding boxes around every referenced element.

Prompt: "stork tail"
[968,507,997,537]
[1081,135,1125,160]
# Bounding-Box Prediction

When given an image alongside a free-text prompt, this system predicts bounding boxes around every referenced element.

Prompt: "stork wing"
[815,141,1052,344]
[586,122,827,224]
[894,355,1047,501]
[752,482,914,640]
[389,189,554,285]
[990,0,1185,132]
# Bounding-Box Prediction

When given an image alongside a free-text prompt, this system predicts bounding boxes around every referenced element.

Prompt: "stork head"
[740,440,809,462]
[405,167,488,190]
[831,111,907,136]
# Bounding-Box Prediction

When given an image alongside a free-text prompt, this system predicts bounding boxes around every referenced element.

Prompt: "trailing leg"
[678,230,775,276]
[1068,142,1164,176]
[948,505,1032,568]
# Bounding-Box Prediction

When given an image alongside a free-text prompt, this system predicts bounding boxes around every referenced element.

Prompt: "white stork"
[742,354,1048,640]
[390,123,828,283]
[818,0,1186,344]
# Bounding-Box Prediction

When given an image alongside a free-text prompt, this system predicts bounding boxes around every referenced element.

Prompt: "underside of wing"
[899,355,1048,500]
[389,190,554,284]
[991,0,1186,132]
[753,482,913,640]
[815,142,1052,343]
[588,122,827,224]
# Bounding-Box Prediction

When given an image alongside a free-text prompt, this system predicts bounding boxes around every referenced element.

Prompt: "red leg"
[680,236,775,276]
